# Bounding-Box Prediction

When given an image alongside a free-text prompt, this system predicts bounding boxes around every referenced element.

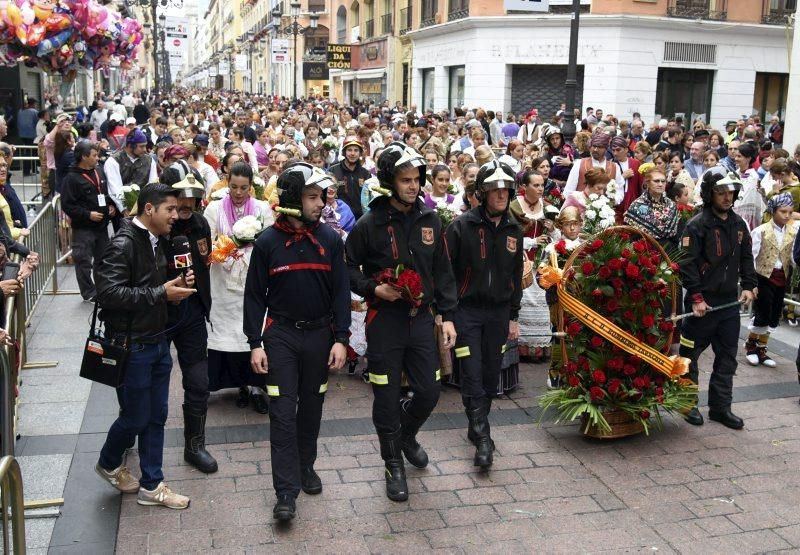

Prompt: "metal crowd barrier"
[8,144,45,209]
[0,455,25,554]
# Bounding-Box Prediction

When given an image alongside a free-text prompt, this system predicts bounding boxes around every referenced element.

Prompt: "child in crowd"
[746,192,797,367]
[538,206,583,388]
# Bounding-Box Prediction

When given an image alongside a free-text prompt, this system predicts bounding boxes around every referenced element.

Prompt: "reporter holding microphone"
[94,183,197,510]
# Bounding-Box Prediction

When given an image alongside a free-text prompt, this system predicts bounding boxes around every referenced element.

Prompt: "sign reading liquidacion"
[327,44,352,69]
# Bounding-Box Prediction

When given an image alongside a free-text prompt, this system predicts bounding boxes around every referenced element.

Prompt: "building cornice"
[406,14,786,40]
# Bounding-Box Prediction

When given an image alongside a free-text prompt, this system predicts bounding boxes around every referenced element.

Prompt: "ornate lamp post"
[271,2,319,101]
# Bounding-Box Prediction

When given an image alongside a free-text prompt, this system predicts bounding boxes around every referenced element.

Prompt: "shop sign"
[327,44,351,69]
[303,62,329,80]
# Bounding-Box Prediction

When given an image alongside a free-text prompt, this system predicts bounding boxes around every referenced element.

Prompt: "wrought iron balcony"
[448,8,468,21]
[364,18,374,39]
[762,0,795,24]
[399,7,412,34]
[381,13,393,34]
[420,14,436,27]
[666,0,727,21]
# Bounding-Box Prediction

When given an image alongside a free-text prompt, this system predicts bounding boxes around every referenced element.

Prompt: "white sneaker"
[745,353,760,366]
[137,482,190,509]
[95,463,139,493]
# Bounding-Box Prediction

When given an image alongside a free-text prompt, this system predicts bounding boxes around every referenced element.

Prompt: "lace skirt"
[518,279,552,349]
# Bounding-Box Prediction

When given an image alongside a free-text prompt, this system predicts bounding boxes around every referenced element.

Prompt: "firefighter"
[679,169,757,430]
[161,162,218,474]
[444,160,523,469]
[345,142,458,502]
[329,137,371,220]
[244,162,350,522]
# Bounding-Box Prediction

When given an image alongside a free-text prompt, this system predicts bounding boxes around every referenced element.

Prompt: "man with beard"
[346,142,457,502]
[444,160,523,470]
[329,137,371,219]
[104,129,158,215]
[244,162,350,522]
[678,169,757,430]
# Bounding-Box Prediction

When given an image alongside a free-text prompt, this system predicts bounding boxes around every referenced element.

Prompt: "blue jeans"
[99,340,172,490]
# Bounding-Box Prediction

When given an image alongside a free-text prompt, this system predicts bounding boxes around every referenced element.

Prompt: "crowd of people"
[54,86,794,521]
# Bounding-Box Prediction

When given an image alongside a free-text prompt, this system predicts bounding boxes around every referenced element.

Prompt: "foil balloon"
[35,26,67,55]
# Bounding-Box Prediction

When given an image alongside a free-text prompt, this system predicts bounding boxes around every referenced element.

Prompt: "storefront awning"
[355,68,386,80]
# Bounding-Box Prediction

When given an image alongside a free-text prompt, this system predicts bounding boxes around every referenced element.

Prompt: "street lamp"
[561,0,581,145]
[158,13,171,94]
[272,2,319,101]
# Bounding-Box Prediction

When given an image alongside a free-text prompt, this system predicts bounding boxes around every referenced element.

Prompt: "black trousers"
[264,320,331,499]
[72,227,109,301]
[365,303,440,435]
[678,303,739,411]
[752,274,785,331]
[166,296,210,410]
[453,305,510,401]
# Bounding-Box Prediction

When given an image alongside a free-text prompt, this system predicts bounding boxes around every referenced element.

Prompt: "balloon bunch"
[0,0,143,75]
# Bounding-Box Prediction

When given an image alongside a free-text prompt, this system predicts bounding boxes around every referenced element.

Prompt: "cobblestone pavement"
[16,278,800,554]
[110,344,800,554]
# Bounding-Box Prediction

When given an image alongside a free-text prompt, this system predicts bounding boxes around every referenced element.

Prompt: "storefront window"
[448,66,464,113]
[753,72,788,120]
[655,68,714,123]
[421,68,435,112]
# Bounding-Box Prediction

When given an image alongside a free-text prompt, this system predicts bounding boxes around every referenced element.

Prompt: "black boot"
[300,466,322,495]
[465,397,494,470]
[399,399,428,468]
[378,428,408,502]
[273,495,296,522]
[183,404,218,474]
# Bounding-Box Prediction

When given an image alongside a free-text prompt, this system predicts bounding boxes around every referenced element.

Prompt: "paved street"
[15,267,800,553]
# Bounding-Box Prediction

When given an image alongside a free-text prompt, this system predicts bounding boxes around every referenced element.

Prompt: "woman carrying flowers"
[205,161,274,413]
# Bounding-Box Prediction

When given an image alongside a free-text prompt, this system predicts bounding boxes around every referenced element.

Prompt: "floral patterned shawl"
[623,191,679,241]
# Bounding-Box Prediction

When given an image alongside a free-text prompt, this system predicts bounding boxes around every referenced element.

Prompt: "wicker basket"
[581,409,646,439]
[522,258,534,289]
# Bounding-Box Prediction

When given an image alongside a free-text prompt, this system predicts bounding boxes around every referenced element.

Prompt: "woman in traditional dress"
[510,170,559,361]
[624,167,680,251]
[733,142,765,231]
[204,162,274,412]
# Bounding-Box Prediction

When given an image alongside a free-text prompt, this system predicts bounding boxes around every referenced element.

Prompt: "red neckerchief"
[272,216,326,257]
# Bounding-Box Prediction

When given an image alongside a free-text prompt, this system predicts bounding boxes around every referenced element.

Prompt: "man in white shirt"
[89,100,108,134]
[563,132,624,198]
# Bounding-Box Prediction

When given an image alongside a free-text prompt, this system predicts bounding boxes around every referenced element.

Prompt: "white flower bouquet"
[231,215,265,247]
[210,187,229,200]
[322,136,339,151]
[435,201,459,228]
[583,192,617,236]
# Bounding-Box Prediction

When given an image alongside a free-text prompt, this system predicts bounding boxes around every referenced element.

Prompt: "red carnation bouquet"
[375,264,424,307]
[539,227,696,436]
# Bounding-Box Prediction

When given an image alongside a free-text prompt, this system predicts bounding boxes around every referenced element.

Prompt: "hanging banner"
[235,54,248,71]
[209,65,218,77]
[272,39,290,63]
[327,44,351,69]
[219,60,230,75]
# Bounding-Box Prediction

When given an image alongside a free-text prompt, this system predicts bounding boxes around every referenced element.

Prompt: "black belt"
[271,314,332,330]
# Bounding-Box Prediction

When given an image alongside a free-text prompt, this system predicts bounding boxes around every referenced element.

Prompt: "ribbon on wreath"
[537,255,689,379]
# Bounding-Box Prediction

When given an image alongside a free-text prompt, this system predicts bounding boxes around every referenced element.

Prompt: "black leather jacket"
[96,219,169,342]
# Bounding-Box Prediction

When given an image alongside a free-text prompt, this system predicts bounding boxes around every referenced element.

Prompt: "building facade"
[406,0,793,128]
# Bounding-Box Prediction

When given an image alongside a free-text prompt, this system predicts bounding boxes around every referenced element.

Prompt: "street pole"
[293,23,298,101]
[561,0,581,145]
[782,5,800,149]
[151,0,159,94]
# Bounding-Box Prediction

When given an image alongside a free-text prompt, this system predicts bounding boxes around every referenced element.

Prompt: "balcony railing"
[381,12,393,34]
[448,0,468,21]
[399,7,412,34]
[666,0,727,21]
[762,0,795,24]
[364,18,374,38]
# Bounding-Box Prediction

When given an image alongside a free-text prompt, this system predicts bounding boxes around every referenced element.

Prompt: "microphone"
[171,235,192,276]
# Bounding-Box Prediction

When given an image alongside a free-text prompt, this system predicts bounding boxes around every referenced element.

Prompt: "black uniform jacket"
[168,213,212,318]
[96,219,169,342]
[444,206,524,320]
[345,196,458,321]
[243,219,351,349]
[329,160,371,219]
[679,208,757,307]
